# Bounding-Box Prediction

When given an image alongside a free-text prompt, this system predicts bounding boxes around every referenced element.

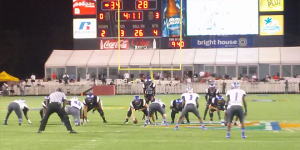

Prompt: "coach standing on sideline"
[37,88,77,133]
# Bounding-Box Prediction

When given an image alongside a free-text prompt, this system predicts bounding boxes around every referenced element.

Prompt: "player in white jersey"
[4,99,32,125]
[144,98,168,127]
[225,82,247,138]
[174,87,206,131]
[65,97,83,126]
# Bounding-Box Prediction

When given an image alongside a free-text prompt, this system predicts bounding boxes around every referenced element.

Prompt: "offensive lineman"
[124,96,148,124]
[144,98,168,127]
[4,99,32,125]
[174,87,206,130]
[203,84,220,123]
[83,94,107,123]
[170,98,190,124]
[225,82,247,138]
[142,78,158,120]
[66,97,83,126]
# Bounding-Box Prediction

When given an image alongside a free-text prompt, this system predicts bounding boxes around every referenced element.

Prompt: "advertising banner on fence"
[260,15,284,36]
[191,37,253,48]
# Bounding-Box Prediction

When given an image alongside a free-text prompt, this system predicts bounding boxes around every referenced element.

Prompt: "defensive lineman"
[204,84,220,123]
[37,88,76,133]
[225,82,247,138]
[66,97,83,126]
[4,99,32,125]
[83,94,107,123]
[174,87,206,130]
[144,98,168,127]
[124,96,149,124]
[170,98,190,124]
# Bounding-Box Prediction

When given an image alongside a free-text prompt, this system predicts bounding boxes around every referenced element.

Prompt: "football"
[133,118,138,124]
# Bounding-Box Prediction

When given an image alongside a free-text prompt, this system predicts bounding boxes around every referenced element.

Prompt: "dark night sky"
[0,0,299,79]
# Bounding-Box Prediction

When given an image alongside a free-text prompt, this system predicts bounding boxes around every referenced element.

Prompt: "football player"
[39,96,50,119]
[83,94,107,123]
[170,98,190,124]
[66,97,83,126]
[174,87,206,131]
[225,82,247,138]
[124,96,148,124]
[144,98,167,127]
[142,78,157,120]
[209,95,226,126]
[4,99,32,125]
[203,84,220,123]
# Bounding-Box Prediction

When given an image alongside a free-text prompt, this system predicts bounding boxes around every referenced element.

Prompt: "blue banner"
[191,37,253,48]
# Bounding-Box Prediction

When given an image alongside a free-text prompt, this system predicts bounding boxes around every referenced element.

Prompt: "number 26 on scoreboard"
[134,29,143,37]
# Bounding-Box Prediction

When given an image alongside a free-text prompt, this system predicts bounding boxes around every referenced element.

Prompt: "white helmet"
[231,82,240,89]
[186,87,193,93]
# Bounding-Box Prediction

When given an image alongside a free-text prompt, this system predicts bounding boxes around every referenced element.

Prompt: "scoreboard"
[97,0,162,37]
[73,0,284,49]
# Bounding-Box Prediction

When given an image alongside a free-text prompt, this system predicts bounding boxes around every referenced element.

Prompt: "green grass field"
[0,94,299,150]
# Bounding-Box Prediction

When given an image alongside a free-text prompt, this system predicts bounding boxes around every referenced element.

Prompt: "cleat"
[171,121,174,124]
[187,121,190,124]
[69,130,77,134]
[203,117,205,120]
[202,126,207,131]
[210,121,213,124]
[226,133,230,138]
[124,121,128,124]
[181,121,184,124]
[144,123,147,127]
[37,130,42,133]
[164,123,168,126]
[174,126,178,130]
[103,120,107,123]
[242,135,247,138]
[19,122,21,126]
[4,122,7,125]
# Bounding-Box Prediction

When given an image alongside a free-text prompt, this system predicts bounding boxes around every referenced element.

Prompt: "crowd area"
[1,70,300,96]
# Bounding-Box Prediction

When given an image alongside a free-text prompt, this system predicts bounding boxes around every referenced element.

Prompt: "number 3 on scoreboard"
[101,30,106,37]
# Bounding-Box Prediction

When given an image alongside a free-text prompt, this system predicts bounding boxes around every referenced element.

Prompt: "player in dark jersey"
[124,96,149,124]
[170,98,190,124]
[142,79,158,120]
[203,84,220,122]
[39,96,50,119]
[83,94,107,123]
[209,95,226,126]
[39,95,65,123]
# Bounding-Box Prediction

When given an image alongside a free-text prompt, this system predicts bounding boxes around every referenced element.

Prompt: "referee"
[37,88,76,133]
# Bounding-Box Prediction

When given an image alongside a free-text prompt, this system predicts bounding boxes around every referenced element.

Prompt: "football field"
[0,94,299,150]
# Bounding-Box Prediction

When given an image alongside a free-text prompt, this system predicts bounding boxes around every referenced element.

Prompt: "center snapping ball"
[133,118,138,124]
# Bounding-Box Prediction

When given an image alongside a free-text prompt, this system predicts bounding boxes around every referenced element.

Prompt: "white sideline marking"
[283,128,294,132]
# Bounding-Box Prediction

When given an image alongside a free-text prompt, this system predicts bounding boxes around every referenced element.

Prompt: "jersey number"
[235,92,238,101]
[74,101,81,106]
[189,95,193,100]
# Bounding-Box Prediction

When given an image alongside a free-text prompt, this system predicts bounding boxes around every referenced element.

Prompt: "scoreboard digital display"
[97,0,162,37]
